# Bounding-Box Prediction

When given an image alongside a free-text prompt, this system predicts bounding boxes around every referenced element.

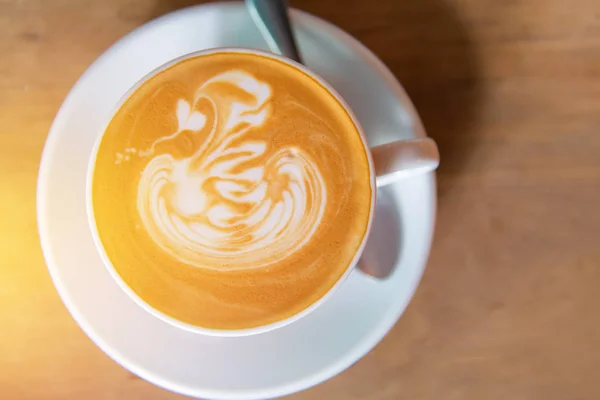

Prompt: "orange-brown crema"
[91,52,372,330]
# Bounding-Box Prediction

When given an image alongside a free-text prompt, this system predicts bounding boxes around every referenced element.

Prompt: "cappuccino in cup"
[89,50,373,332]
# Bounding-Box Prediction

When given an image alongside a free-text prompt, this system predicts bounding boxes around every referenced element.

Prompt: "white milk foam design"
[136,71,327,270]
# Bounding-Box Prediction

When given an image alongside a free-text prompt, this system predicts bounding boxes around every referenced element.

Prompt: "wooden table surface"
[2,0,600,398]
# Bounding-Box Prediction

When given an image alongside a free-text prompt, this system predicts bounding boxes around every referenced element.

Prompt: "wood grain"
[1,0,599,399]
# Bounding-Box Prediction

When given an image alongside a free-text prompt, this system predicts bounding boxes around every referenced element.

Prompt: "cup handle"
[357,137,438,279]
[371,137,439,187]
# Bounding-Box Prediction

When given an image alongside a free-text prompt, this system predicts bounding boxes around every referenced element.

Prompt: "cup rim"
[85,47,377,337]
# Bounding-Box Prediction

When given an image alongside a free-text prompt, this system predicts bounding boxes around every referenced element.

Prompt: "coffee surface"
[91,52,372,330]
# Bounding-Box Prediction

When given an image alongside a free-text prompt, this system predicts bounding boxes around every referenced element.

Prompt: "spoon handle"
[246,0,303,63]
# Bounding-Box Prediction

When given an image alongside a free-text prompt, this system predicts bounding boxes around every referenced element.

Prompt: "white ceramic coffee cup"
[86,48,439,337]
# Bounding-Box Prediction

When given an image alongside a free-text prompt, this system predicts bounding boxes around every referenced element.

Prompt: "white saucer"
[37,3,436,399]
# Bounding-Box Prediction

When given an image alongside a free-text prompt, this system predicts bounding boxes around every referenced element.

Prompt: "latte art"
[91,52,372,330]
[137,71,327,270]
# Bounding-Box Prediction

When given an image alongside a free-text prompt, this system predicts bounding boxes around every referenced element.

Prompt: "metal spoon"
[246,0,303,63]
